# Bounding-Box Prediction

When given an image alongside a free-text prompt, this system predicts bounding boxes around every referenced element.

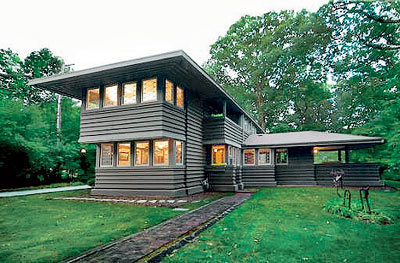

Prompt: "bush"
[324,199,394,225]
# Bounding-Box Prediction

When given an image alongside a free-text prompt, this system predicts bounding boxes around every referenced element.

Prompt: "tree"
[0,48,64,104]
[205,10,333,132]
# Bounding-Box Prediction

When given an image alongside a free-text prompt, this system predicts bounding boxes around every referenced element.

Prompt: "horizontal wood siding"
[315,163,382,187]
[275,147,316,185]
[203,116,243,146]
[205,166,240,191]
[185,96,206,195]
[242,166,277,187]
[79,101,185,143]
[92,167,187,197]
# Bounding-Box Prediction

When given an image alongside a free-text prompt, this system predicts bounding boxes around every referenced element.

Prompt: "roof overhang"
[243,131,384,149]
[28,50,264,132]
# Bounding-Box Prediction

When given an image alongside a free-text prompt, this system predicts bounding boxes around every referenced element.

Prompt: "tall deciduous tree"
[205,10,333,132]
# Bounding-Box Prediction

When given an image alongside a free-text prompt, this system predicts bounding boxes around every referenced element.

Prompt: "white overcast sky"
[1,0,328,70]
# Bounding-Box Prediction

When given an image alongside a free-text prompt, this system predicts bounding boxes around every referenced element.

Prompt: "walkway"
[66,192,253,263]
[0,185,91,197]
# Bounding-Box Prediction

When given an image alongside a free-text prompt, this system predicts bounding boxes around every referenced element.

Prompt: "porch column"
[223,100,227,116]
[345,148,350,163]
[338,150,342,162]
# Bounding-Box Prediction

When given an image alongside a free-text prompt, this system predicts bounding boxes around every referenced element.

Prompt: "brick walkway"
[65,192,252,263]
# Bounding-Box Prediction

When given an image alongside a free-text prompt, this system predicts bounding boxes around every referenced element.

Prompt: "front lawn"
[164,187,400,263]
[0,190,184,263]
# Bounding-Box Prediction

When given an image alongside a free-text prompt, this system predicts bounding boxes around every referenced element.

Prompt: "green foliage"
[0,48,63,104]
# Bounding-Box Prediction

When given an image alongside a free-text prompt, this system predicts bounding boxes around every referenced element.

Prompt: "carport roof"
[244,131,384,148]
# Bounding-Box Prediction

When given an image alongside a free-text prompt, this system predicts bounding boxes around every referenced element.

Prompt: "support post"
[338,150,342,162]
[222,100,227,117]
[345,148,350,163]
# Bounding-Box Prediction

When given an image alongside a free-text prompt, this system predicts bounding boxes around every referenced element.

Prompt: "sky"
[1,0,329,70]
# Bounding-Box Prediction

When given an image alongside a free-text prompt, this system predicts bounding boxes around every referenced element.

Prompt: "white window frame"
[122,81,137,105]
[276,148,289,165]
[258,148,271,165]
[243,149,255,166]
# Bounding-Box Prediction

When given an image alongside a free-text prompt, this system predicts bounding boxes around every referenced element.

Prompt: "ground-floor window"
[258,148,271,165]
[212,145,226,165]
[117,142,131,166]
[244,149,255,165]
[175,140,183,165]
[100,143,114,167]
[276,148,288,164]
[135,141,149,166]
[154,139,169,166]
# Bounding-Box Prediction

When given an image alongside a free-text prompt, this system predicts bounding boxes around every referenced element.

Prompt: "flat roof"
[28,50,264,132]
[244,131,384,148]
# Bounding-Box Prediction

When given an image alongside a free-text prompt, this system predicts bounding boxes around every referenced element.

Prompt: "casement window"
[142,78,157,102]
[86,88,100,110]
[117,142,131,166]
[176,86,184,108]
[258,148,271,165]
[175,140,183,165]
[276,148,288,165]
[244,149,255,165]
[212,145,226,165]
[228,146,234,165]
[154,139,169,166]
[100,143,114,167]
[165,79,174,104]
[122,82,137,105]
[135,141,149,166]
[103,84,118,107]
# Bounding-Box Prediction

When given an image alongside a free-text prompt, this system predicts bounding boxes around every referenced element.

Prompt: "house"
[29,50,384,197]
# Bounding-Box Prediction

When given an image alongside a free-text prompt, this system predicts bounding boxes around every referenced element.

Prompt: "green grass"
[0,190,184,263]
[164,187,400,263]
[384,180,400,188]
[0,181,85,192]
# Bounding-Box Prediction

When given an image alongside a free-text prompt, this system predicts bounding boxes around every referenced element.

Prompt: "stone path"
[65,192,252,263]
[0,185,91,198]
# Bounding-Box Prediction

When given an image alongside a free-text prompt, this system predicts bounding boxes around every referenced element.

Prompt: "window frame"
[117,142,131,167]
[258,148,271,165]
[153,139,169,166]
[86,87,100,110]
[100,143,114,167]
[276,148,289,165]
[121,81,137,105]
[243,149,256,166]
[103,83,119,108]
[135,141,150,166]
[141,77,158,103]
[175,140,183,165]
[211,145,226,165]
[176,86,184,109]
[165,79,174,104]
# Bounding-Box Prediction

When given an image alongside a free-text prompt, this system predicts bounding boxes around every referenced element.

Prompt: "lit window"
[135,141,149,166]
[175,141,183,165]
[212,145,226,165]
[117,143,131,166]
[258,148,271,165]
[86,88,100,109]
[244,149,255,165]
[100,143,114,167]
[142,78,157,102]
[154,139,169,165]
[276,149,288,165]
[228,146,233,165]
[176,86,184,108]
[122,82,137,105]
[103,84,118,107]
[165,79,174,104]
